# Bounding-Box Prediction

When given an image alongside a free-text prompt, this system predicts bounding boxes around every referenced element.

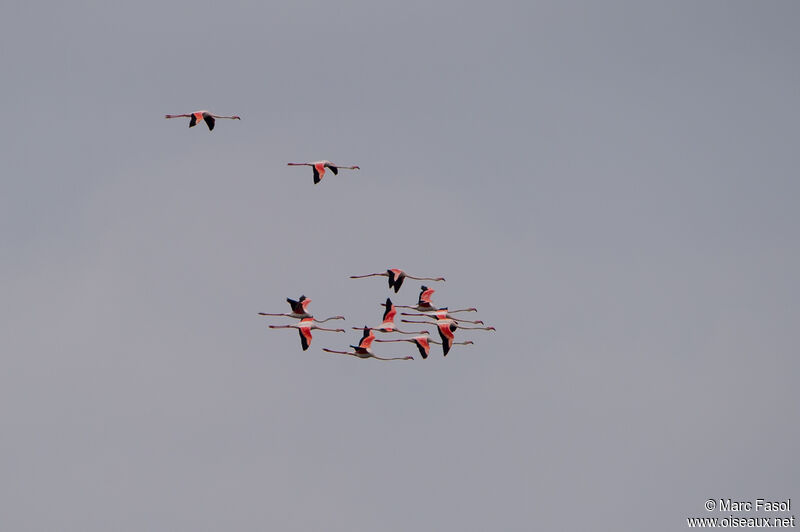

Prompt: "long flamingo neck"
[316,316,343,323]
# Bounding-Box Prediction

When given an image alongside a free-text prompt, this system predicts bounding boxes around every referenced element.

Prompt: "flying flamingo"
[401,318,496,333]
[400,308,485,324]
[323,326,413,361]
[164,110,241,131]
[268,317,345,351]
[399,319,490,356]
[349,269,445,293]
[287,160,360,184]
[258,296,345,322]
[391,285,438,312]
[363,298,429,334]
[375,333,473,359]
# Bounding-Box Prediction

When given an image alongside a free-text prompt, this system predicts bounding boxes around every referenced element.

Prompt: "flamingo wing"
[189,114,198,128]
[313,162,326,184]
[328,164,339,175]
[299,327,312,351]
[203,113,215,131]
[415,337,430,359]
[388,269,405,292]
[437,322,455,356]
[382,298,395,321]
[287,297,302,313]
[419,287,435,305]
[358,327,376,349]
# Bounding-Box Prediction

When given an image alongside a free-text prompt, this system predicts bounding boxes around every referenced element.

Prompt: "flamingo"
[287,160,360,184]
[258,296,345,322]
[391,285,438,312]
[375,333,473,359]
[164,110,241,131]
[268,317,345,351]
[401,318,496,333]
[362,298,429,334]
[400,308,485,324]
[399,319,489,356]
[323,326,413,361]
[349,269,445,293]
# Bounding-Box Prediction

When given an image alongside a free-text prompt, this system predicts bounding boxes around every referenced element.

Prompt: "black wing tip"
[300,330,310,351]
[417,344,428,359]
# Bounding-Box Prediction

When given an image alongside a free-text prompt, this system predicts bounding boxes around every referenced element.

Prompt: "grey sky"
[1,1,798,530]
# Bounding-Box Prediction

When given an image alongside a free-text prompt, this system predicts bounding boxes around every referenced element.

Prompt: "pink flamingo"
[349,269,445,293]
[165,110,240,131]
[400,308,485,324]
[399,319,488,356]
[258,295,344,322]
[362,298,429,334]
[268,317,345,351]
[391,285,438,312]
[323,326,413,361]
[401,318,496,333]
[375,333,473,359]
[287,160,360,184]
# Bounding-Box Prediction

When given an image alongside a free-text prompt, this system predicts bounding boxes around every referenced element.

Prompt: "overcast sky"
[1,1,798,530]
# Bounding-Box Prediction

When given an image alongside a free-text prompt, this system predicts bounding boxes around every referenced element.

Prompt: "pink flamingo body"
[268,317,345,351]
[350,269,445,293]
[165,110,241,131]
[287,160,360,184]
[323,326,413,361]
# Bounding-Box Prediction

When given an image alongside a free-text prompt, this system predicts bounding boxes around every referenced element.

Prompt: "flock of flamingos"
[166,110,495,361]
